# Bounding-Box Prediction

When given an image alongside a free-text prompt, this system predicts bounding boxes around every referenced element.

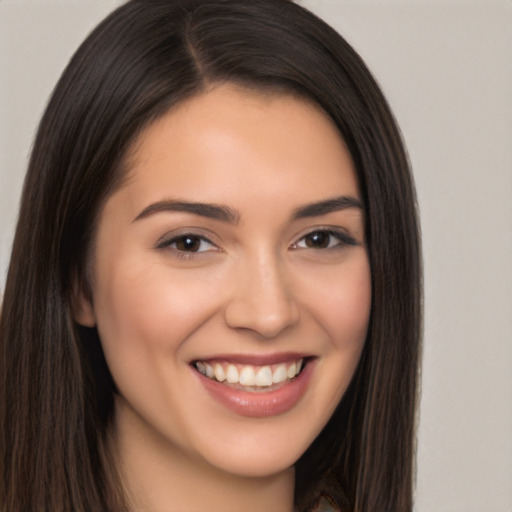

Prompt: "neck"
[111,397,296,512]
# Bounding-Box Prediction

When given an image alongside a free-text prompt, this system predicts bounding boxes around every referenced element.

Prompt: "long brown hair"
[0,1,422,511]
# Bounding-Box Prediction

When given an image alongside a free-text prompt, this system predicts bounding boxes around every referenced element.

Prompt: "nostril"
[223,260,300,337]
[224,297,299,338]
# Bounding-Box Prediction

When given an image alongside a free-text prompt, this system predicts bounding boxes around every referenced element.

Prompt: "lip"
[192,355,315,418]
[192,351,310,366]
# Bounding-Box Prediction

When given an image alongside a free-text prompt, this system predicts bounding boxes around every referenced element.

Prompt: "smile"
[194,359,304,390]
[192,355,314,418]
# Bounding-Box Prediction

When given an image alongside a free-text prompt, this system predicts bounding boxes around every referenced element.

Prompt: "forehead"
[117,85,359,214]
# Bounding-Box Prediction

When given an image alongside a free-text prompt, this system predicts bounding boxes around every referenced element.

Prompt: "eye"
[157,233,217,256]
[292,229,357,250]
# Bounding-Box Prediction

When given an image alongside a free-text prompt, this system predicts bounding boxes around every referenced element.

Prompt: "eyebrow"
[292,195,364,219]
[133,195,363,224]
[133,200,240,224]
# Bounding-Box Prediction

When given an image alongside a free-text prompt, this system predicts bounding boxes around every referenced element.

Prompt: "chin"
[191,418,321,479]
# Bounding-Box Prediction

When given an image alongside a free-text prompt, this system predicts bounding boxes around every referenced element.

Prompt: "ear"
[72,278,97,327]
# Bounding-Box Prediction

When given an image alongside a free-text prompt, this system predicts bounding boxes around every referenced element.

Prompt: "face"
[75,86,371,479]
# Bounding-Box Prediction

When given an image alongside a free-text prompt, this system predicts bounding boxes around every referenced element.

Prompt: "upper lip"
[190,352,313,366]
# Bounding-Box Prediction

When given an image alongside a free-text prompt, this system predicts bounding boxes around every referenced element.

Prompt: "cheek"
[305,255,371,411]
[333,263,372,344]
[91,255,222,377]
[90,258,228,435]
[329,259,371,389]
[308,254,372,348]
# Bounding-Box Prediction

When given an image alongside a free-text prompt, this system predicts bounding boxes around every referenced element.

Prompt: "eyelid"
[290,226,358,250]
[155,230,219,252]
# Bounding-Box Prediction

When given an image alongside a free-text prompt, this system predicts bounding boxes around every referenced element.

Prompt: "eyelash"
[291,229,357,250]
[157,228,357,260]
[156,233,218,260]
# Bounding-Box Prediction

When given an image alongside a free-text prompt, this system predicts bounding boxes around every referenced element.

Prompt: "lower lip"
[195,361,314,418]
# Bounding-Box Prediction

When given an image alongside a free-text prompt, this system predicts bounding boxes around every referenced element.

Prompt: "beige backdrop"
[1,1,511,511]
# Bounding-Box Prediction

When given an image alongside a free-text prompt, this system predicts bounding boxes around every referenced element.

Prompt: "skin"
[75,85,372,512]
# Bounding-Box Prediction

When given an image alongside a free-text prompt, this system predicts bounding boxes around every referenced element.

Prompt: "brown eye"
[157,233,216,254]
[304,231,331,249]
[293,229,357,250]
[174,235,202,252]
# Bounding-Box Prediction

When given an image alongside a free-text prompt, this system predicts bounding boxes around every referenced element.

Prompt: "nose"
[224,253,300,339]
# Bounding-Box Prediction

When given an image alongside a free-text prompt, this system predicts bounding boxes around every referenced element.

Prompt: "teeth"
[255,366,273,386]
[272,364,288,384]
[196,361,207,376]
[214,363,226,382]
[195,358,304,388]
[239,366,256,386]
[226,364,239,384]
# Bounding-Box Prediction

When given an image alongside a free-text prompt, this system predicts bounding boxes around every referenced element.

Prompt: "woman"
[0,1,422,511]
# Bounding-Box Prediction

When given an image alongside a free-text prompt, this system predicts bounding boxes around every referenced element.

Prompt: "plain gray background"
[1,1,511,511]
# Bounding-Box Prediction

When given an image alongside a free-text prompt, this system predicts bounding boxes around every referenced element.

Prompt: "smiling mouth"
[193,358,307,392]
